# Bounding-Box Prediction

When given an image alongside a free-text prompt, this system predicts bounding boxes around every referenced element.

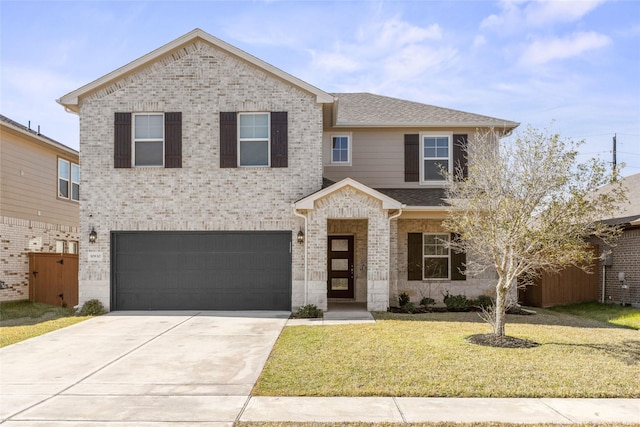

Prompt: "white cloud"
[482,0,608,34]
[519,31,611,66]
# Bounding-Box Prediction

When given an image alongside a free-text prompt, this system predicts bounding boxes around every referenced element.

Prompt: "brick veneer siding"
[0,216,79,302]
[303,186,392,311]
[597,227,640,306]
[77,40,323,310]
[395,218,503,307]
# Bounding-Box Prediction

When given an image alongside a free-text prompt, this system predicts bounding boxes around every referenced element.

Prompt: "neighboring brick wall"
[598,228,640,306]
[77,40,323,310]
[0,216,79,302]
[395,218,500,307]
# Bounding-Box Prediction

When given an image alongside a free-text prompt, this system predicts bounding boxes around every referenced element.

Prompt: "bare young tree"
[443,125,625,337]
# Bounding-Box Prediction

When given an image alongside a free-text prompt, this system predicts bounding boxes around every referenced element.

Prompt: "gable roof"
[0,114,78,157]
[295,178,404,210]
[331,92,519,129]
[58,28,334,113]
[594,173,640,224]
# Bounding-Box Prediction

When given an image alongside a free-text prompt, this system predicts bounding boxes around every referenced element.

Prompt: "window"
[55,240,65,253]
[331,135,351,164]
[423,233,450,279]
[238,113,270,167]
[68,241,78,254]
[133,113,164,167]
[422,135,450,182]
[58,158,79,201]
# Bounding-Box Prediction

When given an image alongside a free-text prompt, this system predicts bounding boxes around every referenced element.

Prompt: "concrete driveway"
[0,311,289,426]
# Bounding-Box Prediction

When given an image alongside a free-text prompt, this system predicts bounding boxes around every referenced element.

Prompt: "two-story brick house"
[0,115,79,302]
[58,29,518,312]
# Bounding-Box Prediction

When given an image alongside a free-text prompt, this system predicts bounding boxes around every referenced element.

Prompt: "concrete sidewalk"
[239,396,640,424]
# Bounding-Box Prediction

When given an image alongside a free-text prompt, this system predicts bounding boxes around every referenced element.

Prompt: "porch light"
[89,227,97,244]
[297,229,304,244]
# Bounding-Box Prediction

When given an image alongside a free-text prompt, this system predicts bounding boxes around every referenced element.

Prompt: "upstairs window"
[133,114,164,167]
[238,113,270,167]
[331,135,351,164]
[422,135,450,182]
[58,158,79,202]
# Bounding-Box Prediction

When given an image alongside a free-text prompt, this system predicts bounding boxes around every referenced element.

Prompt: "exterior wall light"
[297,229,304,244]
[89,227,97,244]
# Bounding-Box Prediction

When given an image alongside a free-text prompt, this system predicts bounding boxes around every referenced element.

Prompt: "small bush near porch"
[253,309,640,398]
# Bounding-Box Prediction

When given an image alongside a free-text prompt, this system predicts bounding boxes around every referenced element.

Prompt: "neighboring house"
[0,115,79,301]
[57,28,518,312]
[593,173,640,306]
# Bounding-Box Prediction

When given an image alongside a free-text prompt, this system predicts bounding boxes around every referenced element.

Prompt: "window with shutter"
[114,112,181,168]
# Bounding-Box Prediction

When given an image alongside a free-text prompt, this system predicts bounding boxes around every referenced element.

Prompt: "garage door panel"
[112,231,291,310]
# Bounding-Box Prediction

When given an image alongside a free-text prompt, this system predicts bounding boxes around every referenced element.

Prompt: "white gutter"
[387,206,404,309]
[292,205,308,306]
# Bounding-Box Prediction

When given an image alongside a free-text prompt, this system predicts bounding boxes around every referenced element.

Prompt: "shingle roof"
[331,93,519,129]
[594,173,640,221]
[375,188,447,207]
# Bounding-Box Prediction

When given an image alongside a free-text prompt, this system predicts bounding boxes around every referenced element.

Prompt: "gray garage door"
[111,231,291,310]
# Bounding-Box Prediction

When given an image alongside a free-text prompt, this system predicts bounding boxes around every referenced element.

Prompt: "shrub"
[402,302,417,314]
[398,292,410,307]
[78,299,106,316]
[474,295,494,309]
[443,292,470,312]
[420,297,436,306]
[295,304,323,318]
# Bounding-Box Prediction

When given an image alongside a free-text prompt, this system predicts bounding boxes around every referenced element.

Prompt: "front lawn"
[253,309,640,398]
[0,301,90,348]
[549,301,640,329]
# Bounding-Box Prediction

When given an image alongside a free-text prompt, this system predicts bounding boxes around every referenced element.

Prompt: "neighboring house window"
[423,233,450,279]
[114,112,182,169]
[133,113,164,167]
[55,240,65,253]
[58,158,79,201]
[422,135,450,182]
[220,112,288,168]
[68,241,78,254]
[238,113,270,167]
[407,232,466,281]
[331,135,351,164]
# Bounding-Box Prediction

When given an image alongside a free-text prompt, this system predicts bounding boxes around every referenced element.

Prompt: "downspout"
[292,205,308,306]
[602,264,606,304]
[387,206,404,308]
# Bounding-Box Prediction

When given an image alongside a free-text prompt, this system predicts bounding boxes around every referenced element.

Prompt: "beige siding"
[0,126,79,226]
[323,128,480,188]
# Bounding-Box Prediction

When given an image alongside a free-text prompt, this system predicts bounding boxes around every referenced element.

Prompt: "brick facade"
[597,227,640,306]
[0,216,79,301]
[77,40,323,310]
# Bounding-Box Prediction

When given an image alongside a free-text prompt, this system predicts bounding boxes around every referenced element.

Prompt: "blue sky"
[2,0,639,175]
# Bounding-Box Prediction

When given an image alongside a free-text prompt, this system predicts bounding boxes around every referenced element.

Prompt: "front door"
[327,235,354,299]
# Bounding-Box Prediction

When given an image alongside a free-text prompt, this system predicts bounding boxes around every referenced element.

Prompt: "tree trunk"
[494,281,507,337]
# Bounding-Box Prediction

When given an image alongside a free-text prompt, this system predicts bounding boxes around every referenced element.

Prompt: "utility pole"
[612,133,617,181]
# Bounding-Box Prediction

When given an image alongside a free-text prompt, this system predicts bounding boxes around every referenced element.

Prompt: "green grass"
[0,300,91,348]
[253,309,640,398]
[549,301,640,329]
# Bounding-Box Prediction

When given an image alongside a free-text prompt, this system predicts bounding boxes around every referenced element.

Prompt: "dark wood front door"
[327,236,354,299]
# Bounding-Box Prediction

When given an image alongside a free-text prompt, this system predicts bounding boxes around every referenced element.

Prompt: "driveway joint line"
[235,395,253,423]
[392,396,407,423]
[3,312,201,423]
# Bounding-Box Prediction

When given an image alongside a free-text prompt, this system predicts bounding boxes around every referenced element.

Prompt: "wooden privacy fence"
[519,246,598,308]
[28,252,78,308]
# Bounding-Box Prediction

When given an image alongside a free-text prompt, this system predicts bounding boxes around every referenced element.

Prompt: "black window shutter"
[450,232,466,281]
[407,233,423,281]
[114,112,132,168]
[453,134,468,180]
[164,112,182,168]
[271,111,288,168]
[404,134,419,182]
[220,112,237,168]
